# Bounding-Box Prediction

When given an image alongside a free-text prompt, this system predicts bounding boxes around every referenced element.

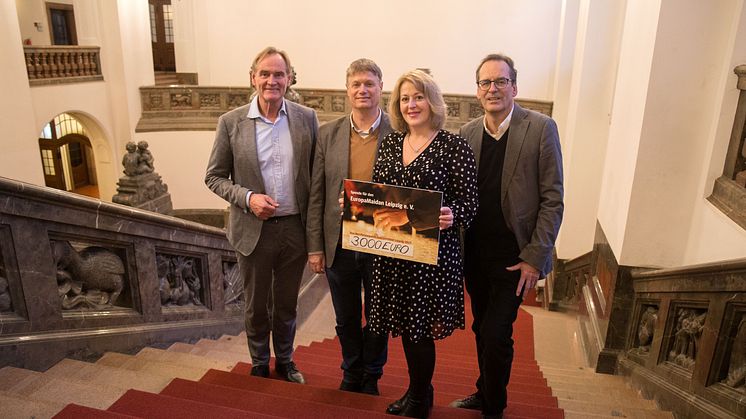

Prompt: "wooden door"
[38,141,65,190]
[67,139,89,188]
[149,0,176,71]
[46,3,78,45]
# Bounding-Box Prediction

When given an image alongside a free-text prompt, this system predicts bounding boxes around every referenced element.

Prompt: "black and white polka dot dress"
[369,130,478,342]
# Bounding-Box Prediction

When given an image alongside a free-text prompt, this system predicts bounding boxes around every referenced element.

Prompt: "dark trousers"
[465,262,523,415]
[326,246,388,382]
[237,215,306,366]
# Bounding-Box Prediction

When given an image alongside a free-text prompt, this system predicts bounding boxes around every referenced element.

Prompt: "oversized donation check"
[342,179,443,265]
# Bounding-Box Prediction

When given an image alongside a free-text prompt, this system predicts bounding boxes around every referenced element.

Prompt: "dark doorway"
[149,0,176,71]
[46,3,78,45]
[38,114,98,197]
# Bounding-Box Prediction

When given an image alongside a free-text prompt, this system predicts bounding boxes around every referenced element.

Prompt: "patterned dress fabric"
[369,130,478,342]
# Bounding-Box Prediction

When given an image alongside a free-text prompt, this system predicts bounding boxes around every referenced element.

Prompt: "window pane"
[163,5,174,43]
[149,4,157,43]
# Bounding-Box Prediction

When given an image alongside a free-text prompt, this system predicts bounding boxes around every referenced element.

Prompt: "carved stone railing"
[24,45,103,86]
[708,65,746,229]
[0,176,325,370]
[619,259,746,419]
[136,86,553,133]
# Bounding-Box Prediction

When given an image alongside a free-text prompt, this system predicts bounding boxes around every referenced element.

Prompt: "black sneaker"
[449,392,482,410]
[250,364,269,378]
[276,361,305,384]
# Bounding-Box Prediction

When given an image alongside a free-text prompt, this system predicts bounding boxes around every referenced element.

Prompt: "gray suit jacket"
[205,100,319,256]
[460,103,563,276]
[306,112,393,267]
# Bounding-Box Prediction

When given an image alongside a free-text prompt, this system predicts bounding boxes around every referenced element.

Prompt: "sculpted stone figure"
[136,141,155,175]
[158,254,202,306]
[52,240,125,310]
[637,306,658,352]
[668,308,707,370]
[122,141,139,177]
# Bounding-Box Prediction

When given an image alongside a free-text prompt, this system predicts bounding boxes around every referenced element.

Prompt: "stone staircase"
[0,295,674,418]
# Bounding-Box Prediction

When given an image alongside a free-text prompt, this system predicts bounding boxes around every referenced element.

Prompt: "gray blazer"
[306,112,393,267]
[459,103,563,276]
[205,101,319,256]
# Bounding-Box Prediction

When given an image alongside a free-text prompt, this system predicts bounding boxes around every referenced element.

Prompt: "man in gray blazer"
[306,58,392,394]
[205,46,318,384]
[450,54,564,418]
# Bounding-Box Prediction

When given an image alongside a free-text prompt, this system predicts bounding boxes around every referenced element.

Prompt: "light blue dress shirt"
[246,97,299,216]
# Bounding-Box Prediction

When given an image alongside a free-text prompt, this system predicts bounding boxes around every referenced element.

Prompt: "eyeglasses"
[477,78,512,91]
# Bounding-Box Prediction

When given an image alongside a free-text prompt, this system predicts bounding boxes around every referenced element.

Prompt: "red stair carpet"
[54,301,563,418]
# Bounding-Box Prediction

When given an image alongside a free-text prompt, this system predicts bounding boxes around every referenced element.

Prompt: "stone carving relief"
[469,103,485,119]
[331,96,345,113]
[562,272,585,305]
[636,306,658,353]
[157,254,203,307]
[228,93,249,109]
[667,307,707,371]
[304,96,325,111]
[170,92,192,108]
[446,101,460,118]
[113,141,172,214]
[149,93,163,110]
[52,240,125,310]
[722,315,746,393]
[200,93,221,109]
[222,261,243,306]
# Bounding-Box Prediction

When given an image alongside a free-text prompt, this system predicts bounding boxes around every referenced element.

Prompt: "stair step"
[162,377,392,418]
[107,389,280,418]
[0,390,65,418]
[226,363,555,409]
[3,373,124,410]
[0,366,43,392]
[200,369,560,418]
[558,399,674,418]
[556,389,657,408]
[96,352,207,381]
[45,358,170,393]
[54,403,140,418]
[135,346,235,371]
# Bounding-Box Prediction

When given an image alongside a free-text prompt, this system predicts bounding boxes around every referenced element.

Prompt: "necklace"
[406,131,437,154]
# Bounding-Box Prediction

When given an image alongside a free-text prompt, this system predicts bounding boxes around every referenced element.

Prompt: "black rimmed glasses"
[477,78,512,91]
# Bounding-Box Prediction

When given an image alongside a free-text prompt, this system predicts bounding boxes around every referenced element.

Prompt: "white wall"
[134,130,227,210]
[1,0,45,185]
[597,0,661,261]
[177,0,562,98]
[555,0,626,260]
[621,0,744,267]
[683,0,746,264]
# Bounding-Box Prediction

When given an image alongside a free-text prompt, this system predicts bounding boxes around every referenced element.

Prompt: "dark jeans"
[326,246,388,382]
[465,260,523,415]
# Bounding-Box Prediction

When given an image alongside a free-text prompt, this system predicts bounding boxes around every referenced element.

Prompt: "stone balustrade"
[136,86,553,133]
[619,259,746,419]
[0,176,323,370]
[24,45,103,86]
